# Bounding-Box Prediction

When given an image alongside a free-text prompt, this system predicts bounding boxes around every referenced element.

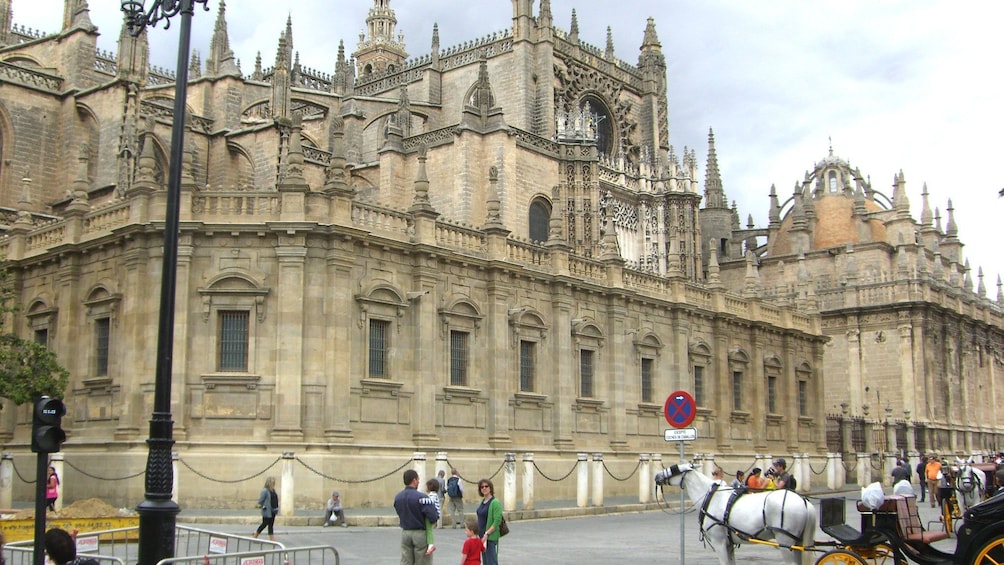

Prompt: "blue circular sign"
[664,390,696,429]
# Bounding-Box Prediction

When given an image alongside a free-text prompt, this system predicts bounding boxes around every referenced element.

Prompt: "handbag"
[498,515,509,537]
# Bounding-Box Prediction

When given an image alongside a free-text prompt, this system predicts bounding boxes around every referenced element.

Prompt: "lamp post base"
[137,498,180,564]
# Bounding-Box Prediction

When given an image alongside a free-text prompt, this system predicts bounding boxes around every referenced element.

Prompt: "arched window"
[528,198,551,243]
[581,95,614,156]
[828,171,838,192]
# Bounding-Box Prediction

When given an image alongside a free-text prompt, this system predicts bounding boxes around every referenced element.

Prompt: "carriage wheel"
[971,535,1004,565]
[853,542,901,565]
[814,549,867,565]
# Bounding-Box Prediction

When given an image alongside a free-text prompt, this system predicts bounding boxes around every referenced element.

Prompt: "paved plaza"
[193,493,958,564]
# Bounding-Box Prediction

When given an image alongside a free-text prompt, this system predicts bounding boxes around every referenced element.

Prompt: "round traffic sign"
[664,390,696,428]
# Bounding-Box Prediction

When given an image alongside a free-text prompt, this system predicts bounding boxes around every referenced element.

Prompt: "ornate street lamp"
[119,1,208,562]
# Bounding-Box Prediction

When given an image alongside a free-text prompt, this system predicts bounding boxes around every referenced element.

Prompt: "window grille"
[219,311,249,371]
[519,340,535,392]
[368,319,389,378]
[450,330,469,386]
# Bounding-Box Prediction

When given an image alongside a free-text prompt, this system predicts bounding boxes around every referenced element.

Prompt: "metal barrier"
[156,545,340,565]
[4,525,284,565]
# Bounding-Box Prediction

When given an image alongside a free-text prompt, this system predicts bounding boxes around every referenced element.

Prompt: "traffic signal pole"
[33,452,47,565]
[30,396,65,565]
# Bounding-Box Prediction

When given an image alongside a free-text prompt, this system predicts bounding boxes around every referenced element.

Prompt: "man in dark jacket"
[916,456,928,502]
[394,469,440,564]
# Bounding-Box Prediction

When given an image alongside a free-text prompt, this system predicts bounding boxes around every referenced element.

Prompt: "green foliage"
[0,261,70,404]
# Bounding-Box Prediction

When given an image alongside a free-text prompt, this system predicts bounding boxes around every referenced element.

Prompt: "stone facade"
[0,1,828,508]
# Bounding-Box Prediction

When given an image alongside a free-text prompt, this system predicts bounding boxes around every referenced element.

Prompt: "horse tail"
[800,500,817,565]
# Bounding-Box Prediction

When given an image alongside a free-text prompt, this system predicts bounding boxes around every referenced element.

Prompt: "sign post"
[664,390,697,565]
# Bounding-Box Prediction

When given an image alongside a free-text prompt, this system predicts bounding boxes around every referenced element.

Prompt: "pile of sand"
[10,498,136,520]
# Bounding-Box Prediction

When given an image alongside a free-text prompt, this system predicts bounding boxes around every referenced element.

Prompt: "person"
[745,467,764,490]
[447,468,465,529]
[772,458,794,490]
[424,478,442,556]
[476,478,503,565]
[937,462,953,509]
[44,527,99,565]
[254,476,279,540]
[394,469,439,564]
[323,490,347,527]
[710,466,726,486]
[925,454,943,508]
[891,459,910,485]
[436,469,447,528]
[460,516,485,565]
[46,465,60,512]
[730,470,744,489]
[916,456,928,502]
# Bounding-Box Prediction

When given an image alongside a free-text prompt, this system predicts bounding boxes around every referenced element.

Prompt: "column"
[412,452,428,490]
[272,237,307,439]
[826,453,839,490]
[652,453,664,502]
[638,454,651,503]
[857,453,871,486]
[280,451,295,518]
[576,453,588,507]
[0,454,11,509]
[435,452,449,487]
[591,453,603,507]
[502,453,516,512]
[522,453,535,511]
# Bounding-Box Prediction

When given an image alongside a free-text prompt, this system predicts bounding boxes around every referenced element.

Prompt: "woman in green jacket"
[476,478,503,565]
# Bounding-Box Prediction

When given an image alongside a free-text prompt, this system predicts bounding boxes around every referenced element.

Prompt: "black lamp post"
[119,1,208,562]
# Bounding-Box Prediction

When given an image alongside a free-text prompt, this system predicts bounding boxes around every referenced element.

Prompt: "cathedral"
[0,0,996,509]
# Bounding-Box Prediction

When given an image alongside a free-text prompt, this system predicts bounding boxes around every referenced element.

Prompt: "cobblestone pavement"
[196,494,960,564]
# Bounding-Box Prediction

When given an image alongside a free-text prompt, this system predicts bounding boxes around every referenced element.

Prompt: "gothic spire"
[945,199,958,238]
[920,182,933,226]
[569,9,579,43]
[703,128,726,208]
[271,25,292,119]
[768,184,781,227]
[63,0,95,32]
[605,26,614,58]
[539,0,553,28]
[116,12,149,83]
[892,169,909,213]
[207,0,241,77]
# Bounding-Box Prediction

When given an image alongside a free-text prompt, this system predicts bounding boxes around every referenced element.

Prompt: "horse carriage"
[655,462,1004,565]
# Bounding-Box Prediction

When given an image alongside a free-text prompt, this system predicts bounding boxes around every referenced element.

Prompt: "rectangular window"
[798,380,808,417]
[732,370,743,411]
[450,330,469,386]
[218,310,249,371]
[580,349,595,398]
[641,358,654,403]
[368,319,390,378]
[767,375,777,414]
[519,340,536,392]
[95,318,110,376]
[694,365,705,406]
[34,328,48,346]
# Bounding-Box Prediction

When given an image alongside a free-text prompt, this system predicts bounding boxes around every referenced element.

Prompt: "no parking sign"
[664,390,696,429]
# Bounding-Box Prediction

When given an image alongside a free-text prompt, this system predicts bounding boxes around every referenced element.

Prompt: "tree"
[0,261,69,404]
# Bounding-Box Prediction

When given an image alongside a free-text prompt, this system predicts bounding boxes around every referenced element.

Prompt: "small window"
[641,358,654,403]
[767,375,777,414]
[580,349,595,398]
[450,330,469,386]
[694,365,705,406]
[732,371,743,411]
[828,171,837,192]
[529,199,551,243]
[520,340,536,392]
[369,319,390,378]
[95,318,110,376]
[218,310,249,371]
[34,328,48,347]
[798,380,808,417]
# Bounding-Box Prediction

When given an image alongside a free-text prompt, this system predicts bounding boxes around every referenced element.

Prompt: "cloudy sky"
[13,1,1004,288]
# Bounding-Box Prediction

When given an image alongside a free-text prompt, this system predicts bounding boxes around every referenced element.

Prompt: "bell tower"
[353,0,408,78]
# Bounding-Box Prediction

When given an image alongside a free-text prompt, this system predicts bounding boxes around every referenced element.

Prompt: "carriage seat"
[857,495,948,544]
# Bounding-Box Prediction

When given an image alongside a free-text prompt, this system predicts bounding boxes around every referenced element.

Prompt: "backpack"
[786,475,797,491]
[447,476,461,498]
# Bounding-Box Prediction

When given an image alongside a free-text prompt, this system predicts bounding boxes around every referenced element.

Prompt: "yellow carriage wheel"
[815,549,867,565]
[849,542,900,565]
[972,535,1004,565]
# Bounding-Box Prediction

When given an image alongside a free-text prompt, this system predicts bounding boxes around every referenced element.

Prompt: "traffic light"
[31,397,65,453]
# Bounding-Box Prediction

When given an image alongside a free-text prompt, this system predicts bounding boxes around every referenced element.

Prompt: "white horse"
[655,463,817,565]
[955,458,987,512]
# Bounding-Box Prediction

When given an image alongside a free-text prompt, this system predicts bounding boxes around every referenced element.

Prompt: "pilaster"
[271,234,307,440]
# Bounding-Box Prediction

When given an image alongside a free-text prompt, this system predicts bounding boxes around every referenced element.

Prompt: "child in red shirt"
[461,517,484,565]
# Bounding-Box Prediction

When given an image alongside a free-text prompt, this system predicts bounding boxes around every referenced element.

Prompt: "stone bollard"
[576,453,589,507]
[702,453,716,478]
[0,453,11,509]
[280,451,295,518]
[652,453,664,502]
[50,452,64,512]
[171,451,179,504]
[826,452,840,490]
[413,452,427,490]
[638,454,651,504]
[857,452,871,486]
[522,453,534,511]
[591,453,603,507]
[435,452,449,484]
[885,453,899,486]
[502,453,516,512]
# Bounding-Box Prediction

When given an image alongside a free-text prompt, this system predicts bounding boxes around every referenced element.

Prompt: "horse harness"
[695,478,807,551]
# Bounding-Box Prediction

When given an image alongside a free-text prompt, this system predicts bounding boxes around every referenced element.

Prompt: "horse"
[655,462,817,565]
[955,458,987,512]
